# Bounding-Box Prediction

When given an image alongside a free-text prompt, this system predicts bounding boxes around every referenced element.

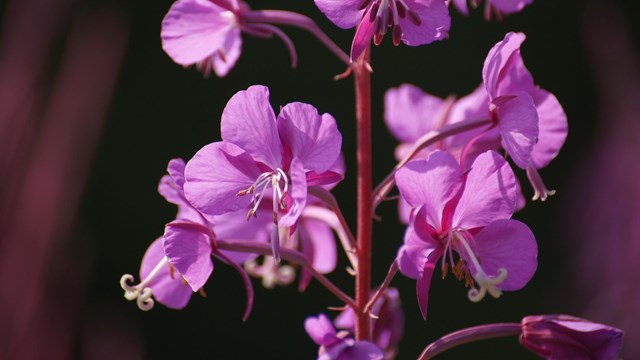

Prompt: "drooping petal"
[453,151,517,229]
[184,141,260,219]
[209,27,242,77]
[384,84,445,143]
[397,0,450,46]
[493,92,539,169]
[314,0,366,29]
[466,219,537,291]
[489,0,533,14]
[161,0,235,65]
[305,314,339,346]
[163,221,214,292]
[395,151,464,232]
[300,217,337,274]
[279,159,308,228]
[277,102,342,173]
[140,237,193,309]
[530,88,568,168]
[483,32,529,98]
[167,158,187,188]
[416,261,436,320]
[351,7,377,60]
[221,85,282,168]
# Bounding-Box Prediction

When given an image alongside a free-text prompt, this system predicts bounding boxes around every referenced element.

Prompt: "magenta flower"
[184,85,343,263]
[395,150,537,318]
[520,315,624,359]
[121,158,269,316]
[161,0,305,77]
[452,0,533,19]
[314,0,450,60]
[334,288,405,359]
[305,314,384,360]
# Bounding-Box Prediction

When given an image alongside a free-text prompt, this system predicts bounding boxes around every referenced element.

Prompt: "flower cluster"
[118,0,626,358]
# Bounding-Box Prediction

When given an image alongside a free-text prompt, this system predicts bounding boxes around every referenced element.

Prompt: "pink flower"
[314,0,450,60]
[520,315,624,359]
[184,85,343,263]
[452,0,533,19]
[305,314,384,360]
[395,150,537,318]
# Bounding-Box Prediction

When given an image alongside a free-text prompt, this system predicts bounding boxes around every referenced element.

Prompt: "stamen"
[407,10,422,26]
[526,165,556,202]
[119,257,170,311]
[357,0,372,10]
[392,25,402,46]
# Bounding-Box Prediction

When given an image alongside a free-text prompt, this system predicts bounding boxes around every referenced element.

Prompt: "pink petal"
[161,0,235,65]
[530,89,567,168]
[351,8,376,61]
[397,224,440,280]
[384,84,445,143]
[489,0,533,14]
[300,217,337,274]
[395,151,464,232]
[221,85,282,168]
[416,262,436,320]
[444,85,492,149]
[453,151,517,229]
[305,314,338,346]
[314,0,365,29]
[140,237,193,309]
[452,0,470,15]
[210,27,242,77]
[467,219,537,291]
[184,142,260,219]
[494,92,539,169]
[397,0,450,46]
[483,32,529,98]
[277,102,342,173]
[167,158,187,188]
[279,159,308,228]
[338,341,384,360]
[212,208,270,264]
[163,221,214,292]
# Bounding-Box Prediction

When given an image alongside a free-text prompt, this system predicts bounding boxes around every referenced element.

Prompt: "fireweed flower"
[395,150,537,318]
[334,288,405,359]
[305,314,384,360]
[520,315,624,359]
[451,0,533,19]
[120,159,269,312]
[162,0,301,77]
[184,85,343,263]
[314,0,450,60]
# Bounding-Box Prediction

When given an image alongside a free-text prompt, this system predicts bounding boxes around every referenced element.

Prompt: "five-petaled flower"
[396,150,537,318]
[184,85,343,263]
[314,0,450,60]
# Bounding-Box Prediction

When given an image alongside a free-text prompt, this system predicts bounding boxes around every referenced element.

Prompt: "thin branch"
[364,260,398,314]
[418,323,521,359]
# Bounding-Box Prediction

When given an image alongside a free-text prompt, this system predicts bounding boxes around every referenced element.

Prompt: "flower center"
[441,228,508,302]
[359,0,421,46]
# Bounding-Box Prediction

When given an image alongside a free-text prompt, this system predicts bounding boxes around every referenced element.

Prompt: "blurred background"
[0,0,638,358]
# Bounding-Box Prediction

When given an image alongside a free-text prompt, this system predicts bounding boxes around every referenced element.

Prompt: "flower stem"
[216,239,355,308]
[418,323,521,359]
[353,49,372,341]
[242,10,351,66]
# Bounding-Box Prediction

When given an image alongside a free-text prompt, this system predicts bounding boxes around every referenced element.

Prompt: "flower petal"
[452,0,469,15]
[278,102,342,173]
[395,151,464,232]
[279,159,307,228]
[494,92,539,169]
[384,84,445,143]
[163,221,214,292]
[221,85,282,168]
[530,88,567,168]
[351,9,376,61]
[210,27,242,77]
[212,208,270,264]
[161,0,234,65]
[184,141,260,219]
[140,237,193,309]
[339,341,384,360]
[453,151,517,229]
[416,261,436,320]
[468,219,537,291]
[397,223,440,280]
[300,217,337,274]
[483,32,532,98]
[314,0,365,29]
[489,0,533,14]
[397,0,450,46]
[305,314,338,346]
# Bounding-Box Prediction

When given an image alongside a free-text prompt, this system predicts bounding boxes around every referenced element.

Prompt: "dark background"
[2,0,638,358]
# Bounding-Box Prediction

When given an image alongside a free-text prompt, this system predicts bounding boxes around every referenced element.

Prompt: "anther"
[407,10,421,26]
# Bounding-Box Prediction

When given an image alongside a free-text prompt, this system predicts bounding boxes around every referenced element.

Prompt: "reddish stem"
[353,49,372,341]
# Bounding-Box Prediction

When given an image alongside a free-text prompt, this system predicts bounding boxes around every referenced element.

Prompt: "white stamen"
[119,256,169,311]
